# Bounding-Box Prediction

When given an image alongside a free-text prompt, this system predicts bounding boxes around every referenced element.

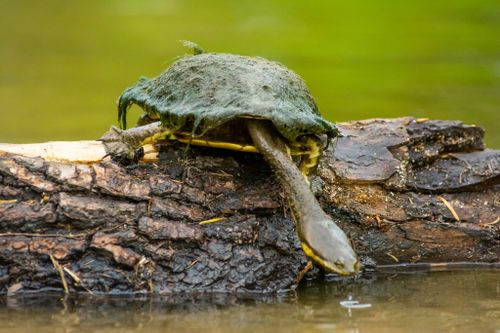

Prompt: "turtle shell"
[118,53,339,143]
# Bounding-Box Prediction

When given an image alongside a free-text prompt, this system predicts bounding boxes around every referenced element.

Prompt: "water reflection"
[1,271,498,333]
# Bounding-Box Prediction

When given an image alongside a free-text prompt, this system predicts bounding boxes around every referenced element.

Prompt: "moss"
[118,52,339,143]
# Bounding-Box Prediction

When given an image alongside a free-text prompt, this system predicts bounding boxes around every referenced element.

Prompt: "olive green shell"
[118,52,339,142]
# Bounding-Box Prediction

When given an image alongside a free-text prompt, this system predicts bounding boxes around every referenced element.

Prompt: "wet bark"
[0,117,498,294]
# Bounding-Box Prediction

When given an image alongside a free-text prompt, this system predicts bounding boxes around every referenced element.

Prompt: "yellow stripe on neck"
[301,242,330,270]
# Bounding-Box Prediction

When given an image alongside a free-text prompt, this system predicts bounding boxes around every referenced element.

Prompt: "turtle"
[100,44,360,276]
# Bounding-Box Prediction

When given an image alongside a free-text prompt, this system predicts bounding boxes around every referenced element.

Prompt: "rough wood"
[0,117,498,294]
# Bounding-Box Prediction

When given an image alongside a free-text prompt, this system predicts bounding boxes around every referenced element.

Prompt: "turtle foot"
[98,126,142,164]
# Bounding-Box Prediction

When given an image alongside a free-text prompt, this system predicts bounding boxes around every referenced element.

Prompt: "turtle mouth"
[325,259,360,276]
[320,259,361,276]
[330,259,361,276]
[300,241,360,276]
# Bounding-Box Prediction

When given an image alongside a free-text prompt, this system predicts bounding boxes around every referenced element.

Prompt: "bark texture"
[0,117,498,294]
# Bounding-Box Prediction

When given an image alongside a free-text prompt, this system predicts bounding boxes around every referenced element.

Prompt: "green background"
[1,0,499,147]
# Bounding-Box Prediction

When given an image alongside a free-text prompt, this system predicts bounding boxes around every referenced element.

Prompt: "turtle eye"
[335,261,345,270]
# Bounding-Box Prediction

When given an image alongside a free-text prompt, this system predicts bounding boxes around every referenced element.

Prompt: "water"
[1,271,498,333]
[0,1,499,332]
[0,0,499,147]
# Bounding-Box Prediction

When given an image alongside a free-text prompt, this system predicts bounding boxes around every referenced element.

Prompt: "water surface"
[1,271,498,333]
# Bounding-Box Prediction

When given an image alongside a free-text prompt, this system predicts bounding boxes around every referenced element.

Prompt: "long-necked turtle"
[100,44,360,275]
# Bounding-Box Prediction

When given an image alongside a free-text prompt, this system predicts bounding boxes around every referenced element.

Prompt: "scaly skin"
[247,119,360,275]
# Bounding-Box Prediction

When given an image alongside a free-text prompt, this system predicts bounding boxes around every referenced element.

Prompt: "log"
[0,117,498,294]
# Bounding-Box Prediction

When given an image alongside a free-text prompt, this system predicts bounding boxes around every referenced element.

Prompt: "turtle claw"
[99,125,137,164]
[99,122,166,165]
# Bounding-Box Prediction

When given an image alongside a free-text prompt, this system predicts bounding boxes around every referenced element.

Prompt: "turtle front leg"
[99,121,169,164]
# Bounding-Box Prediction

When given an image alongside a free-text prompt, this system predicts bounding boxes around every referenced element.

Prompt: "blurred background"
[1,0,499,147]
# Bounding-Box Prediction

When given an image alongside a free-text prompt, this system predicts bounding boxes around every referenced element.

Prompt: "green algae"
[118,51,339,144]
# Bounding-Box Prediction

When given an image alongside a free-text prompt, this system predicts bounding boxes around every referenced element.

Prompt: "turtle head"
[299,214,360,276]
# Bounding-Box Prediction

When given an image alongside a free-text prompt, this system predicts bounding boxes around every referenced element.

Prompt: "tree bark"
[0,117,498,294]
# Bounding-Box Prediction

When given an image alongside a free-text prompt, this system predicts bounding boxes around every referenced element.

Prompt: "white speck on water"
[340,295,372,317]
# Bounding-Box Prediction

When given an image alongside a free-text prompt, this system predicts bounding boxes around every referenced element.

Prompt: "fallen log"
[0,117,498,294]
